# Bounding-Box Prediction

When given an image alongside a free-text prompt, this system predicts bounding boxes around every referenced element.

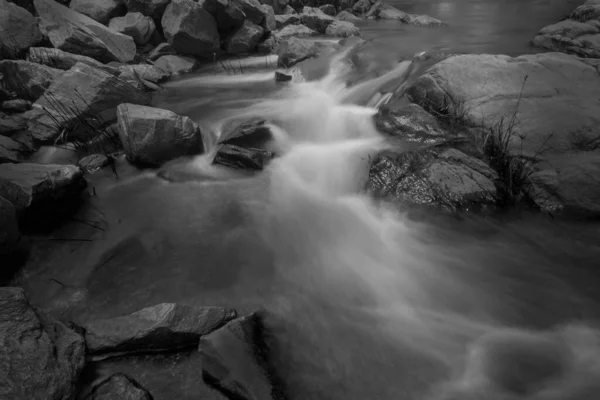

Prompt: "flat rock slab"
[0,287,86,400]
[84,303,236,358]
[84,373,153,400]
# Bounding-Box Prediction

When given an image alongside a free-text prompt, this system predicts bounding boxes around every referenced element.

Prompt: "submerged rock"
[35,0,136,63]
[214,144,274,171]
[0,196,19,256]
[0,287,86,400]
[0,60,62,101]
[219,118,275,148]
[162,0,220,57]
[226,20,265,54]
[109,12,157,45]
[199,313,282,400]
[69,0,126,24]
[0,0,42,56]
[84,373,153,400]
[26,47,120,75]
[117,103,205,166]
[277,36,318,67]
[83,302,236,357]
[153,54,198,75]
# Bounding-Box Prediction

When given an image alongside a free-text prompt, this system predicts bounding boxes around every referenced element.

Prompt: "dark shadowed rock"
[277,36,318,67]
[367,148,498,212]
[162,0,220,57]
[0,0,42,56]
[35,0,137,63]
[148,42,177,60]
[27,47,120,75]
[275,13,299,28]
[352,0,371,14]
[0,112,26,136]
[272,23,317,40]
[199,313,283,400]
[84,302,236,357]
[219,118,274,148]
[70,0,126,24]
[153,54,198,75]
[84,373,153,400]
[231,0,266,25]
[281,4,294,14]
[24,62,151,143]
[109,12,157,45]
[300,6,334,33]
[319,3,335,16]
[261,3,276,31]
[0,135,27,163]
[325,20,359,37]
[117,103,205,166]
[197,0,246,36]
[0,60,62,100]
[2,99,32,113]
[257,35,278,53]
[226,20,265,54]
[275,71,292,82]
[336,10,361,21]
[78,154,110,174]
[214,144,274,170]
[0,287,85,400]
[0,196,19,256]
[119,64,169,83]
[125,0,171,20]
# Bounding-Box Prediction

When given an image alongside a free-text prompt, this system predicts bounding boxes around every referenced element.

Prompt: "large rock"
[148,42,176,60]
[70,0,126,24]
[84,302,236,357]
[231,0,266,25]
[35,0,136,63]
[366,1,443,26]
[27,47,120,75]
[277,36,318,67]
[300,6,334,33]
[117,103,205,166]
[226,20,265,54]
[109,12,156,45]
[532,1,600,59]
[0,287,86,400]
[275,13,300,29]
[336,10,361,21]
[0,60,62,101]
[261,3,276,31]
[0,196,19,256]
[407,52,600,216]
[259,0,288,14]
[153,54,198,75]
[0,135,27,163]
[125,0,171,20]
[84,374,153,400]
[0,0,42,56]
[25,62,151,143]
[161,0,220,57]
[197,0,246,36]
[213,144,274,170]
[198,313,282,400]
[368,148,498,212]
[272,23,317,40]
[325,20,359,37]
[118,64,169,83]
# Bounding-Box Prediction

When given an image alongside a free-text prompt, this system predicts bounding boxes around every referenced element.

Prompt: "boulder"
[117,103,205,166]
[24,62,151,143]
[197,0,246,36]
[259,0,288,14]
[0,112,26,136]
[407,52,600,216]
[275,13,300,29]
[78,154,110,174]
[0,287,85,400]
[69,0,126,24]
[109,12,156,45]
[532,17,600,58]
[0,196,19,255]
[336,10,361,21]
[83,302,236,357]
[277,36,318,67]
[275,71,292,82]
[325,20,359,37]
[84,374,153,400]
[319,3,335,16]
[27,47,120,75]
[34,0,136,63]
[368,148,498,212]
[153,54,198,75]
[352,0,371,14]
[570,0,600,22]
[375,104,447,145]
[118,64,169,83]
[366,1,443,26]
[281,4,294,14]
[0,60,62,101]
[257,35,278,53]
[125,0,171,21]
[161,0,220,57]
[338,0,354,11]
[300,6,334,33]
[148,42,176,61]
[214,144,274,170]
[0,135,27,163]
[2,99,33,113]
[198,313,280,400]
[272,23,317,40]
[0,0,42,56]
[226,20,265,54]
[231,0,266,25]
[261,3,276,31]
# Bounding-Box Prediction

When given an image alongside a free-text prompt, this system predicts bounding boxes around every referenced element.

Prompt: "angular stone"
[272,23,317,40]
[0,112,26,136]
[336,10,361,21]
[109,12,156,45]
[214,144,274,171]
[281,4,294,14]
[275,71,292,82]
[117,103,205,166]
[27,47,120,75]
[148,42,177,61]
[319,4,335,16]
[325,20,359,37]
[231,0,266,25]
[226,20,265,54]
[153,54,198,75]
[375,104,446,144]
[0,287,86,400]
[70,0,126,24]
[0,0,42,56]
[1,99,32,113]
[0,135,26,163]
[261,3,276,31]
[162,0,220,57]
[84,373,153,400]
[277,36,318,67]
[0,60,62,101]
[275,13,299,29]
[300,6,334,33]
[125,0,172,21]
[83,302,236,357]
[25,62,151,143]
[118,64,169,83]
[0,196,18,255]
[197,0,245,36]
[35,0,136,63]
[78,154,110,174]
[366,1,442,25]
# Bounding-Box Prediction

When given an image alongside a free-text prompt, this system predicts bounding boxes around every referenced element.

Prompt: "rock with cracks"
[162,0,220,57]
[34,0,136,63]
[69,0,126,25]
[117,103,205,166]
[84,373,153,400]
[109,12,156,45]
[0,135,27,164]
[0,287,86,400]
[26,47,120,75]
[0,60,63,101]
[83,302,236,358]
[0,0,42,56]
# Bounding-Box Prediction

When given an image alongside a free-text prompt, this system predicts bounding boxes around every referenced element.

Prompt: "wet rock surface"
[83,373,154,400]
[153,54,198,75]
[0,287,86,400]
[214,144,275,171]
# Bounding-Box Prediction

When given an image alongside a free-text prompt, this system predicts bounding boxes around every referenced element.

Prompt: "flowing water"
[16,1,600,399]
